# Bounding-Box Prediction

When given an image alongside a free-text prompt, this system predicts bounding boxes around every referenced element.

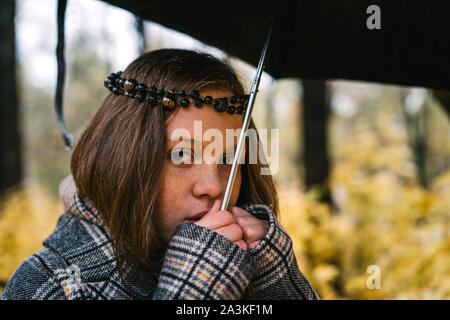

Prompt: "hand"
[229,206,269,249]
[194,199,247,251]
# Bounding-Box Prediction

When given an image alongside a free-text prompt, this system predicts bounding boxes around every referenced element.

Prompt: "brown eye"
[170,148,192,165]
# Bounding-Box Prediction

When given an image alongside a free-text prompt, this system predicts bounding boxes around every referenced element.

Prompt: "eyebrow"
[169,138,238,146]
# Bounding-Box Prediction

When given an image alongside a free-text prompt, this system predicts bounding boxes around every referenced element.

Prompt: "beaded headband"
[104,71,249,115]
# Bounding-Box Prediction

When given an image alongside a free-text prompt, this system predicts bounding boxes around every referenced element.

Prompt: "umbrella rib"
[220,15,276,211]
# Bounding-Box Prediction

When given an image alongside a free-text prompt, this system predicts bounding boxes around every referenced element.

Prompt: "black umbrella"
[99,0,450,91]
[56,0,450,147]
[53,0,450,204]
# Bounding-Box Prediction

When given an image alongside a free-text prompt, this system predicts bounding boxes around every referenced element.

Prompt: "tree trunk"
[0,0,22,198]
[401,89,430,190]
[302,80,331,204]
[135,15,146,54]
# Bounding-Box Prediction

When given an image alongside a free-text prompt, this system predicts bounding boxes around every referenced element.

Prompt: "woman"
[1,49,319,300]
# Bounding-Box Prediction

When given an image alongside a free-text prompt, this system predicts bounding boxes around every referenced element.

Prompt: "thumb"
[208,198,223,214]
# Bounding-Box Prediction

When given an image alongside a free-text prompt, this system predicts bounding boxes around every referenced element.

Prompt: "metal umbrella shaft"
[220,17,275,211]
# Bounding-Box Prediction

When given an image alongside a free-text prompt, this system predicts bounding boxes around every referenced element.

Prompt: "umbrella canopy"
[100,0,450,91]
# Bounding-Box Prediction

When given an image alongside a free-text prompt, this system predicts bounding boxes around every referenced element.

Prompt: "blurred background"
[0,0,449,299]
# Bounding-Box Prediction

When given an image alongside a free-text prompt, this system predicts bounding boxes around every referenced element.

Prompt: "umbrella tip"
[63,132,74,151]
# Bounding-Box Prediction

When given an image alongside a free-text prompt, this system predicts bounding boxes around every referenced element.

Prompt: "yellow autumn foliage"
[279,169,450,299]
[0,186,62,291]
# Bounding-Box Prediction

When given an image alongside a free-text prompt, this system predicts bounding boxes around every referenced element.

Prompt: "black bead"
[136,93,145,102]
[237,106,245,114]
[166,92,176,101]
[148,86,157,94]
[118,78,125,86]
[190,90,200,99]
[180,98,190,108]
[112,87,119,95]
[179,90,187,97]
[214,99,227,113]
[114,71,123,77]
[107,83,114,91]
[227,106,236,114]
[230,96,237,105]
[136,84,146,92]
[194,99,203,107]
[237,96,245,105]
[146,95,156,103]
[204,96,213,104]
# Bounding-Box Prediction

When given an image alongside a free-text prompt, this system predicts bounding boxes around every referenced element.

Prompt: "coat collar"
[42,175,158,299]
[58,174,106,227]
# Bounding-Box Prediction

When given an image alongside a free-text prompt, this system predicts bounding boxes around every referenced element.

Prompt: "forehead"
[165,89,244,139]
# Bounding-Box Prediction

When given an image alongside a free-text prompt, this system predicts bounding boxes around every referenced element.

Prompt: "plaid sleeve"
[153,222,255,300]
[0,248,66,300]
[240,203,320,300]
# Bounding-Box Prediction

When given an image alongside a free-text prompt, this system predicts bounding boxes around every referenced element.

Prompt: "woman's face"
[156,89,244,243]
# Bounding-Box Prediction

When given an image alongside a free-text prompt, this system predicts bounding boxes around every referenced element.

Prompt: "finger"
[195,199,234,229]
[234,216,265,228]
[242,224,268,244]
[234,240,248,251]
[248,241,260,249]
[229,206,262,228]
[204,199,223,217]
[214,223,243,242]
[229,206,253,218]
[195,209,234,230]
[211,199,222,212]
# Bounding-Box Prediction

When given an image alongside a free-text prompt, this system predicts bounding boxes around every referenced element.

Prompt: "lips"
[187,209,209,223]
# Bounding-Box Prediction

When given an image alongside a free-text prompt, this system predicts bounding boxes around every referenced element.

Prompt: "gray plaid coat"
[0,176,319,300]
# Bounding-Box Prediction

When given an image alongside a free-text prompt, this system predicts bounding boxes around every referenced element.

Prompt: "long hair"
[70,49,279,292]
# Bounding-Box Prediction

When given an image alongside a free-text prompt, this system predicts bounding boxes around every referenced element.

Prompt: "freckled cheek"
[156,170,185,232]
[158,170,185,212]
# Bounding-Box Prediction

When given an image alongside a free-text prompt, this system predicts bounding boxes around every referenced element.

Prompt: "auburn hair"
[70,49,279,293]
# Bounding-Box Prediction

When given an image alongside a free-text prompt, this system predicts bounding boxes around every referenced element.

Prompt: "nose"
[192,164,225,200]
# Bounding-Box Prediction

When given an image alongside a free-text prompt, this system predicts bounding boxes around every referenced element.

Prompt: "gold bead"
[124,79,136,91]
[162,97,175,109]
